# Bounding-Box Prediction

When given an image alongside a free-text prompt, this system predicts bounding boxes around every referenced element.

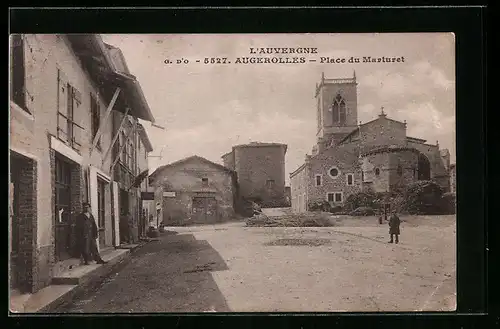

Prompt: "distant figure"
[129,211,138,244]
[378,210,383,224]
[75,202,107,265]
[119,210,129,243]
[388,211,401,244]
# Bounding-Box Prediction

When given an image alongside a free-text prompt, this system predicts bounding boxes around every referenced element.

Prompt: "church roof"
[361,145,421,157]
[337,114,407,145]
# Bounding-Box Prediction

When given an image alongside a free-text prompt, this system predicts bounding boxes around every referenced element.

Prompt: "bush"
[308,200,331,212]
[350,206,376,216]
[401,180,444,215]
[344,191,387,212]
[330,205,343,214]
[440,192,456,214]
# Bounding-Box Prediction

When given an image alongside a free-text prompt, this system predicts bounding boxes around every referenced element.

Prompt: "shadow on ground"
[55,234,231,313]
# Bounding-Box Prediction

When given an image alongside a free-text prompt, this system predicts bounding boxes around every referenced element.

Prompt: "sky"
[102,33,455,185]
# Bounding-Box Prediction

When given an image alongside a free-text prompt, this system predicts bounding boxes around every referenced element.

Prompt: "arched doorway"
[418,154,431,180]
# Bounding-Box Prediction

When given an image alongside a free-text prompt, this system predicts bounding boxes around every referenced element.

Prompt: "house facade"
[290,73,452,212]
[149,156,236,226]
[9,34,154,294]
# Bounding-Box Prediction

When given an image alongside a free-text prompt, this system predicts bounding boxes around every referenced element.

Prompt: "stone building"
[290,73,451,213]
[149,156,237,226]
[9,34,154,294]
[222,142,288,209]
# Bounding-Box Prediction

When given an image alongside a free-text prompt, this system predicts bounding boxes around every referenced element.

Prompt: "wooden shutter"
[56,69,70,142]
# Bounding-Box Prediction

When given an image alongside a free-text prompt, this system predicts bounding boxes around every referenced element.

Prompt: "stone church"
[290,73,451,213]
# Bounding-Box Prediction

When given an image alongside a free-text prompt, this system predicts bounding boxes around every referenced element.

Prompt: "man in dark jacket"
[388,210,401,244]
[75,202,107,265]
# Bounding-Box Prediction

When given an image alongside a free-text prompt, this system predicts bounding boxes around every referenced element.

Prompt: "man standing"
[75,202,107,265]
[388,210,401,244]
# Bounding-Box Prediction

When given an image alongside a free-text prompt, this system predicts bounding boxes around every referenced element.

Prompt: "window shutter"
[57,68,69,115]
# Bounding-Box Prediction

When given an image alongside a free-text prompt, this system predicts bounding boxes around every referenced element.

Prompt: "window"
[128,141,134,170]
[202,177,209,187]
[120,132,127,164]
[332,102,339,124]
[57,70,83,151]
[90,93,101,150]
[328,166,340,179]
[361,171,364,182]
[327,192,343,203]
[346,173,354,186]
[339,100,346,124]
[331,94,347,125]
[266,179,275,189]
[11,34,28,112]
[97,178,105,228]
[375,168,380,176]
[315,174,322,186]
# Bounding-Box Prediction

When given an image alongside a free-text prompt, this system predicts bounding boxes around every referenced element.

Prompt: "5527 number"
[204,57,229,64]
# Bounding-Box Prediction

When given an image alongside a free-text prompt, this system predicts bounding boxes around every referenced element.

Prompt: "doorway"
[192,197,218,223]
[119,189,129,243]
[54,155,73,261]
[97,178,106,248]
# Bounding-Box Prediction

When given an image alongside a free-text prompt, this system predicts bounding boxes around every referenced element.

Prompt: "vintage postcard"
[9,33,456,313]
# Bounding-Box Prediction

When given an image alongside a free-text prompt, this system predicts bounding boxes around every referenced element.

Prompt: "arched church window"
[331,102,339,124]
[339,100,346,124]
[375,168,380,176]
[331,94,347,125]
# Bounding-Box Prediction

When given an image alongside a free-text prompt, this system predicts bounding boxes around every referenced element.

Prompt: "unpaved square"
[169,215,456,312]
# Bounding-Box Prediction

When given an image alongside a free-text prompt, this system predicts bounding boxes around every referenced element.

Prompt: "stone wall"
[308,144,361,206]
[152,158,235,225]
[221,151,235,170]
[234,145,286,206]
[388,150,420,191]
[290,164,308,213]
[11,154,38,293]
[358,116,407,151]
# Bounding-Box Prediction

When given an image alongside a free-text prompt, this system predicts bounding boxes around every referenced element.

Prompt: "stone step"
[117,243,141,250]
[51,249,129,285]
[10,285,77,313]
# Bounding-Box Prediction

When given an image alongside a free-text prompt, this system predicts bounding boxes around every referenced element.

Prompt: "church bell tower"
[315,71,359,150]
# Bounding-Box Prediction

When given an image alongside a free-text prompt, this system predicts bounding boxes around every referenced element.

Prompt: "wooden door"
[192,197,218,223]
[192,197,206,223]
[97,179,106,247]
[54,156,72,261]
[205,197,218,222]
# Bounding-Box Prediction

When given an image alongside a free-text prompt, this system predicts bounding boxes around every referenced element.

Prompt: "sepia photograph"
[9,32,456,313]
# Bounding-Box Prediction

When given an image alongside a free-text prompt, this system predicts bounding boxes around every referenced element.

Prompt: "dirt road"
[56,215,456,313]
